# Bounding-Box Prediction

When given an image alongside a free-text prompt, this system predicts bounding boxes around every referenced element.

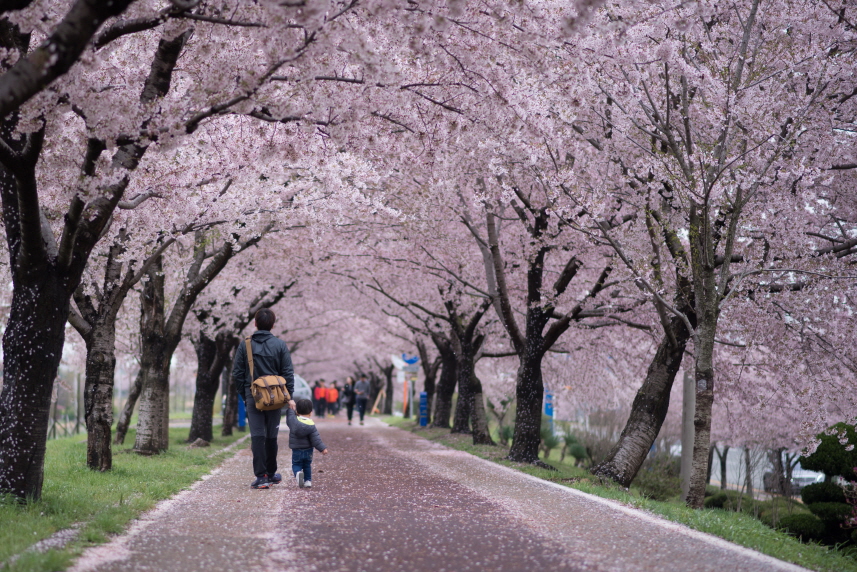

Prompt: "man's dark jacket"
[232,330,295,401]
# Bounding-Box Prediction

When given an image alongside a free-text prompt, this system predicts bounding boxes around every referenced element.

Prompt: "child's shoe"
[304,480,312,488]
[296,470,305,489]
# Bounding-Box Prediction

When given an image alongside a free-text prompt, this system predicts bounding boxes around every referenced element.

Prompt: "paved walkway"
[70,418,807,572]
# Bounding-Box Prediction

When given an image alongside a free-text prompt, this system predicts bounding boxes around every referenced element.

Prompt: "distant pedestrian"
[311,380,321,416]
[285,398,329,488]
[325,382,339,418]
[354,374,371,426]
[232,308,296,489]
[341,377,355,425]
[313,380,327,417]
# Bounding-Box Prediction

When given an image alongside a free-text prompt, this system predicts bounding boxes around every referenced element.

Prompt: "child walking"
[285,398,329,488]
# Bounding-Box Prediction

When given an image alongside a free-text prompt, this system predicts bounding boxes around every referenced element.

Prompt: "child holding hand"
[285,398,329,488]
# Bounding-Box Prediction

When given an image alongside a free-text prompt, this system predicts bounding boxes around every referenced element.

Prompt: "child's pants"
[292,447,314,481]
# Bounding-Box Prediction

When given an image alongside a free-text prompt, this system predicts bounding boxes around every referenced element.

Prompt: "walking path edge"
[380,420,811,572]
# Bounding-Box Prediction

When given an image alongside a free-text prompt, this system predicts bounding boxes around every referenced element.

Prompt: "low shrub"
[567,443,588,465]
[801,481,846,505]
[498,425,514,446]
[808,502,854,525]
[702,489,754,513]
[779,513,825,541]
[705,492,729,509]
[572,430,619,467]
[635,453,681,501]
[540,420,562,459]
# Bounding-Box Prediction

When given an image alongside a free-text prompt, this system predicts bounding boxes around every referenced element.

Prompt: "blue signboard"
[544,391,554,418]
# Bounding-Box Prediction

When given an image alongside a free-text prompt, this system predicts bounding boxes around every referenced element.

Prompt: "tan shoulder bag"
[246,337,290,411]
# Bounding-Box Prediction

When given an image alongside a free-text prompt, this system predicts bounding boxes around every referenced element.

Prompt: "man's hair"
[295,398,313,415]
[255,308,275,331]
[360,374,367,379]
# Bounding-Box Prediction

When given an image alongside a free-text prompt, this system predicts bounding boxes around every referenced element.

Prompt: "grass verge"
[0,427,245,572]
[380,416,857,572]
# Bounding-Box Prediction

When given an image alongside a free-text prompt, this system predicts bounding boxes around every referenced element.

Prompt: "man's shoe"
[296,470,305,489]
[269,473,282,485]
[251,475,269,489]
[359,421,364,425]
[304,480,312,488]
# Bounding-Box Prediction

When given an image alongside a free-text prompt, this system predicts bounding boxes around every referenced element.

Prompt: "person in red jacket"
[313,380,327,417]
[325,383,339,418]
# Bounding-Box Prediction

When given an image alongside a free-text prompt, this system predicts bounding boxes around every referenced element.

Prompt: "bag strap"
[245,337,254,380]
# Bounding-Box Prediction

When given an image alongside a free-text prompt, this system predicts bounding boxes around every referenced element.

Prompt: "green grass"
[382,416,857,572]
[0,427,244,572]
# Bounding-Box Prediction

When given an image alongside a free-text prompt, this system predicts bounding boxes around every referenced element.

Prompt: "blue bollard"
[419,392,428,427]
[238,395,247,432]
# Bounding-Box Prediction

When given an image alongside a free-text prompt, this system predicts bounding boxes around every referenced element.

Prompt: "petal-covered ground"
[70,419,807,572]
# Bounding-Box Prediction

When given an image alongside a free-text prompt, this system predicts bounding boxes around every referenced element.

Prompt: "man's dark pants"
[244,392,281,478]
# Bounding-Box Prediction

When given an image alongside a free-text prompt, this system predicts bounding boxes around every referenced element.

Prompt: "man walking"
[354,374,371,426]
[232,308,296,489]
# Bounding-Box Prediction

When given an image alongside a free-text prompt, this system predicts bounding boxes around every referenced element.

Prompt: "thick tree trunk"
[451,384,472,434]
[115,370,143,444]
[592,317,690,486]
[188,330,218,443]
[469,373,494,445]
[507,352,544,463]
[83,320,118,471]
[0,277,70,499]
[686,322,717,508]
[133,256,173,455]
[685,202,722,509]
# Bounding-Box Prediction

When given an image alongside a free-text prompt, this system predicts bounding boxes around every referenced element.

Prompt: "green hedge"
[779,513,826,541]
[802,482,847,505]
[808,502,853,525]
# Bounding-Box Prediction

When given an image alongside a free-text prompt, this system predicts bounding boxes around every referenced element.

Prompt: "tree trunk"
[469,373,494,445]
[508,352,544,463]
[416,340,440,424]
[707,443,715,484]
[719,445,730,490]
[768,448,787,496]
[685,203,721,509]
[431,339,457,428]
[592,317,689,486]
[115,370,143,444]
[0,276,70,499]
[744,447,754,499]
[686,319,717,508]
[383,366,394,415]
[221,345,238,437]
[188,330,218,443]
[133,256,173,455]
[83,319,118,471]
